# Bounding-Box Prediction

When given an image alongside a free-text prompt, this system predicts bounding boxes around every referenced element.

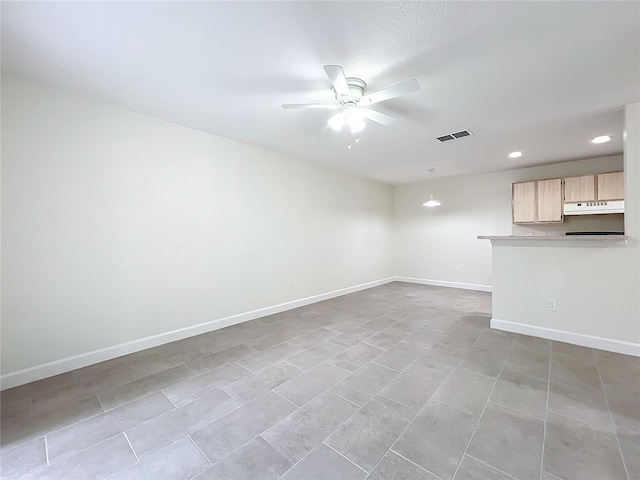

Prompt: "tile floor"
[1,282,639,480]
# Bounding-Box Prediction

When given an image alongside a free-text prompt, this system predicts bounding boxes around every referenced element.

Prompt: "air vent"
[437,129,473,142]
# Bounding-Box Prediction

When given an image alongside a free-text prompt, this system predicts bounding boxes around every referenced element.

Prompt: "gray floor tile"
[194,437,291,480]
[548,375,614,432]
[363,328,410,349]
[108,437,210,480]
[366,451,439,480]
[401,329,441,349]
[393,401,477,480]
[360,316,399,332]
[381,363,446,413]
[472,330,514,354]
[162,362,251,406]
[431,367,495,417]
[467,402,544,480]
[261,391,359,463]
[453,455,515,480]
[279,443,367,480]
[551,351,602,390]
[373,343,428,372]
[236,343,303,373]
[126,388,240,458]
[250,329,301,351]
[288,328,339,349]
[501,343,550,380]
[331,362,399,406]
[275,363,350,406]
[0,437,47,480]
[326,395,413,472]
[458,346,508,378]
[286,342,346,370]
[490,370,548,420]
[596,356,640,389]
[618,430,640,480]
[1,395,103,449]
[224,362,302,404]
[605,384,640,434]
[31,366,142,415]
[1,373,75,403]
[186,344,257,374]
[544,412,627,480]
[189,391,296,464]
[328,327,376,348]
[414,343,466,376]
[4,284,637,480]
[328,343,385,372]
[97,365,194,410]
[24,434,136,480]
[46,392,174,462]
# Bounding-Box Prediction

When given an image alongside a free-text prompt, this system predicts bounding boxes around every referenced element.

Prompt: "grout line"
[592,350,631,480]
[182,363,198,376]
[449,334,515,480]
[327,390,363,408]
[540,342,553,480]
[123,432,140,462]
[43,435,50,465]
[220,386,245,406]
[486,399,546,423]
[465,452,519,479]
[322,442,369,474]
[388,449,445,480]
[186,434,213,467]
[160,390,178,408]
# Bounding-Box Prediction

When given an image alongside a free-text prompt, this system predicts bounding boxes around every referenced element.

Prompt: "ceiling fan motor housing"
[337,78,366,103]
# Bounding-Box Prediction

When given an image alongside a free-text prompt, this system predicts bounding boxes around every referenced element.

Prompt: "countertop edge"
[477,235,631,246]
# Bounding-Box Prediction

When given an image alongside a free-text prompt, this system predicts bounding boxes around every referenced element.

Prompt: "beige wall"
[394,155,624,287]
[1,76,395,374]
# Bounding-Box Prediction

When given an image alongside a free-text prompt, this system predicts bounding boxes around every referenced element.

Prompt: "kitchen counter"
[478,235,630,246]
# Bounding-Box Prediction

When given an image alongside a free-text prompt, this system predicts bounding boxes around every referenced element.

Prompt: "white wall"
[394,156,624,287]
[1,75,395,375]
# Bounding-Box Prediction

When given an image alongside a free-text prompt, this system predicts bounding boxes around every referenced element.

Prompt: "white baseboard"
[1,277,395,390]
[491,318,640,357]
[394,276,492,293]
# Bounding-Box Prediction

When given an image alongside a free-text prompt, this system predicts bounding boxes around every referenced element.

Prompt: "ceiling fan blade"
[281,103,339,109]
[323,65,350,97]
[359,108,397,126]
[361,79,420,105]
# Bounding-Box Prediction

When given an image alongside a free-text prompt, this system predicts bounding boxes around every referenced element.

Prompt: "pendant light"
[422,168,441,207]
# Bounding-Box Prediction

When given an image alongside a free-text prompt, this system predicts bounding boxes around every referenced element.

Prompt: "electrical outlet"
[454,267,460,275]
[546,298,557,312]
[289,280,294,289]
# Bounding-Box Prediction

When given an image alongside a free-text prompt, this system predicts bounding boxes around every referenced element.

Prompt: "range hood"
[563,200,624,215]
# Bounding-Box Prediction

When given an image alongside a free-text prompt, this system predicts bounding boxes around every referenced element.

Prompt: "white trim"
[394,276,492,293]
[491,318,640,357]
[1,277,395,390]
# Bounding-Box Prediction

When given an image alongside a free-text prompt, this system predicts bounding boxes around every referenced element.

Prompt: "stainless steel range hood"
[563,200,624,215]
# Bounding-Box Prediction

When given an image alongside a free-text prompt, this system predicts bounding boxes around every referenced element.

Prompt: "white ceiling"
[2,1,639,184]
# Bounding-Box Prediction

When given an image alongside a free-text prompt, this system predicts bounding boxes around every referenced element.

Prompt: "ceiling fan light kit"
[282,65,420,147]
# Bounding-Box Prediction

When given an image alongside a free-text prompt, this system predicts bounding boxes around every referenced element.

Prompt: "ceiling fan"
[282,65,420,133]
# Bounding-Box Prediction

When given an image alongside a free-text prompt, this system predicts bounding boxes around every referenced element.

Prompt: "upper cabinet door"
[564,175,595,202]
[512,181,536,223]
[597,172,624,200]
[537,178,563,222]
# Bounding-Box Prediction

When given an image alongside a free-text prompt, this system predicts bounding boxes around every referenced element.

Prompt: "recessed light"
[508,151,523,158]
[591,135,611,144]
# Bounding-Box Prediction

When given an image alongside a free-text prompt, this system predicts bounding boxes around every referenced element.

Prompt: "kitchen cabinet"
[564,175,596,202]
[537,178,563,222]
[597,171,624,200]
[563,171,624,202]
[512,178,562,223]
